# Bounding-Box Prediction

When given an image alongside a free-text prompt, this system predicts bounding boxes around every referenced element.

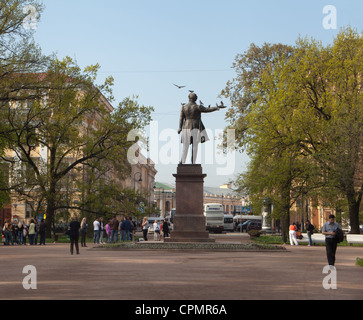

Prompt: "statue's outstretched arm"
[199,101,226,113]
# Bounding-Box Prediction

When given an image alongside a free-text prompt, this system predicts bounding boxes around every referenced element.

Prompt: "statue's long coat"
[178,102,219,144]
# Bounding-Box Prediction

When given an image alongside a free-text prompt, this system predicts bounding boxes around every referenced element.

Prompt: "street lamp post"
[221,193,224,213]
[134,172,142,193]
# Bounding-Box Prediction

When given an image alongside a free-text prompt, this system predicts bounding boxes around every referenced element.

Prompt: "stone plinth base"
[165,164,214,243]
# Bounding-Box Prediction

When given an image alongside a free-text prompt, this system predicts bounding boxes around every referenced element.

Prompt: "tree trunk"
[347,191,361,234]
[280,191,291,243]
[280,207,290,243]
[45,182,57,239]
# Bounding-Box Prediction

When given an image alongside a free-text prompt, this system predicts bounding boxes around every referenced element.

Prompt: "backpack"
[335,228,344,243]
[310,224,314,234]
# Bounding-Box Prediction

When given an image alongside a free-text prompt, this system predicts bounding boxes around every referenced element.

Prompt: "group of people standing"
[74,216,138,246]
[66,215,137,255]
[103,215,137,243]
[141,217,170,241]
[289,220,315,246]
[2,219,47,246]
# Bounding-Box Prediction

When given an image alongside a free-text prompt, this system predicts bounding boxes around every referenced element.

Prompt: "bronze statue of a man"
[178,92,224,164]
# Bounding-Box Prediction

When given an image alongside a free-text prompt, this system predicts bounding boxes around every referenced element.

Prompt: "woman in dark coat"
[69,217,81,255]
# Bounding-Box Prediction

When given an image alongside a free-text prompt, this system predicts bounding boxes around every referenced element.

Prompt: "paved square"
[1,234,362,300]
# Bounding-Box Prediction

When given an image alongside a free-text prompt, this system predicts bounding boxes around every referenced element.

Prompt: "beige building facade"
[0,87,157,226]
[154,182,242,217]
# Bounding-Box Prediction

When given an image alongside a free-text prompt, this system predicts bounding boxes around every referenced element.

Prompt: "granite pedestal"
[165,164,214,243]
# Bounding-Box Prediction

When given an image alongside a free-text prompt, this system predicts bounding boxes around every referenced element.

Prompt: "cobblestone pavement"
[1,234,362,300]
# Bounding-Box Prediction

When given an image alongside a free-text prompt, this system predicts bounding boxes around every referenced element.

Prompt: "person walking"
[105,220,111,243]
[12,220,18,244]
[160,220,164,240]
[305,220,314,246]
[39,219,46,245]
[69,217,81,255]
[153,220,160,241]
[17,220,24,245]
[28,219,36,245]
[289,223,299,246]
[322,214,340,267]
[3,220,14,246]
[142,217,149,241]
[80,217,87,247]
[93,218,100,244]
[34,219,40,245]
[23,222,29,245]
[120,217,127,242]
[162,219,170,238]
[99,217,105,244]
[128,217,135,241]
[110,215,119,243]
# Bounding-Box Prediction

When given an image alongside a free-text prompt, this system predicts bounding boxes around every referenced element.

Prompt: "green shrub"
[356,258,363,267]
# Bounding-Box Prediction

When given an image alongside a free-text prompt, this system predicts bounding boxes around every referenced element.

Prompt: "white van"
[224,214,234,232]
[204,203,224,233]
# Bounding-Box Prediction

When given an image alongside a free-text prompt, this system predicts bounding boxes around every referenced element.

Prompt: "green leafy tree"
[222,27,363,235]
[0,0,46,206]
[2,56,153,237]
[221,42,305,241]
[286,28,363,233]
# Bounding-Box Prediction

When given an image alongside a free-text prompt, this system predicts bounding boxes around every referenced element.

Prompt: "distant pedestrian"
[12,220,18,244]
[322,215,340,267]
[93,218,100,244]
[80,217,87,247]
[111,215,119,243]
[3,220,13,246]
[17,220,24,245]
[28,219,36,245]
[69,217,81,255]
[289,223,298,246]
[153,220,160,241]
[129,217,135,241]
[120,217,127,241]
[99,217,104,244]
[305,220,314,246]
[23,223,28,245]
[39,219,46,245]
[162,219,170,238]
[34,219,40,245]
[160,220,164,240]
[105,220,111,243]
[142,217,149,241]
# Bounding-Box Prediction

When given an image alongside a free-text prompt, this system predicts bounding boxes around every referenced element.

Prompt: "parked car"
[247,221,262,231]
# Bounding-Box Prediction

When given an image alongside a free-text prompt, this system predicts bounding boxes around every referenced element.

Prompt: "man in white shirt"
[93,218,100,244]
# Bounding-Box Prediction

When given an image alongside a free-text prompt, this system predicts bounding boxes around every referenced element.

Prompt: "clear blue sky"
[33,0,363,187]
